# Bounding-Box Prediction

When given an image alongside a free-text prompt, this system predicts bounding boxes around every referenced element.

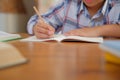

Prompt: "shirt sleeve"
[117,14,120,24]
[27,0,65,34]
[116,3,120,25]
[27,15,38,34]
[108,3,120,25]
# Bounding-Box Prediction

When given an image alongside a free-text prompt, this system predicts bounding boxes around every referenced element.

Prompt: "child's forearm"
[97,24,120,37]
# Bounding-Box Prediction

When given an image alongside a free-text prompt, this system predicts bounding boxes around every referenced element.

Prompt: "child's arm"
[99,24,120,37]
[33,6,55,39]
[64,24,120,38]
[27,0,65,38]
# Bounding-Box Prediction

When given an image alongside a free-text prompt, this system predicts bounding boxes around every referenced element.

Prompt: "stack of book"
[100,40,120,64]
[0,31,21,42]
[0,42,28,69]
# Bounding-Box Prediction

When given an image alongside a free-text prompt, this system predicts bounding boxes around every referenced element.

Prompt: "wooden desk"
[0,34,120,80]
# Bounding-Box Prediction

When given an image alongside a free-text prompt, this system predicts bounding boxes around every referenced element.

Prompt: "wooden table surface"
[0,34,120,80]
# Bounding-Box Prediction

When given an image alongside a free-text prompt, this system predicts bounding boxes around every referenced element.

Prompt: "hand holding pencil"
[33,6,55,39]
[33,6,44,23]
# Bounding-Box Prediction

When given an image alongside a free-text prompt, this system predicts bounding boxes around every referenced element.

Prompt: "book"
[100,40,120,64]
[21,34,103,43]
[0,42,28,69]
[0,31,21,42]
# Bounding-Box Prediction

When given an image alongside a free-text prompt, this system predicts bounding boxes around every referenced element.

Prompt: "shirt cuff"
[27,20,38,34]
[27,15,38,34]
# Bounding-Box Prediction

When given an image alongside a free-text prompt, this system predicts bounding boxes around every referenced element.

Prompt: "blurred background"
[0,0,58,33]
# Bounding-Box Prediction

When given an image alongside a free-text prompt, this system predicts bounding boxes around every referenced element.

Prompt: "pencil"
[33,6,40,17]
[33,6,44,21]
[33,6,53,31]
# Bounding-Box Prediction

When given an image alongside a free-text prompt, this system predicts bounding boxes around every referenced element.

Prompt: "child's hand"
[33,6,55,39]
[64,27,100,37]
[33,19,55,39]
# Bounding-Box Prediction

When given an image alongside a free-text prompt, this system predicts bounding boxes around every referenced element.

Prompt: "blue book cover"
[100,40,120,57]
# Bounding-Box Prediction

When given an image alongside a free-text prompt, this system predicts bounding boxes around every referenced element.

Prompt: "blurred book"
[0,31,21,42]
[0,42,28,69]
[100,40,120,64]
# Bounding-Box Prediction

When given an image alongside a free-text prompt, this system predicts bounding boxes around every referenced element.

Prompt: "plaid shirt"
[27,0,120,34]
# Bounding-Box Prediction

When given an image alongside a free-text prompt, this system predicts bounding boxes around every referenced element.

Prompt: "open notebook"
[0,31,21,42]
[0,42,27,69]
[21,34,103,43]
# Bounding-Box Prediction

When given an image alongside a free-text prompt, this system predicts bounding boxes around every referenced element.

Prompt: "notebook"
[0,31,21,42]
[21,34,103,43]
[100,40,120,64]
[0,42,28,69]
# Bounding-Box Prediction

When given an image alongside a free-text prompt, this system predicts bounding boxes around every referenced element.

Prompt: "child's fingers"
[36,27,54,38]
[36,32,52,39]
[47,25,55,31]
[37,20,55,32]
[36,22,55,35]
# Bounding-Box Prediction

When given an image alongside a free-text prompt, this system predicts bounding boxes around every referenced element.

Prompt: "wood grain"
[0,33,120,80]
